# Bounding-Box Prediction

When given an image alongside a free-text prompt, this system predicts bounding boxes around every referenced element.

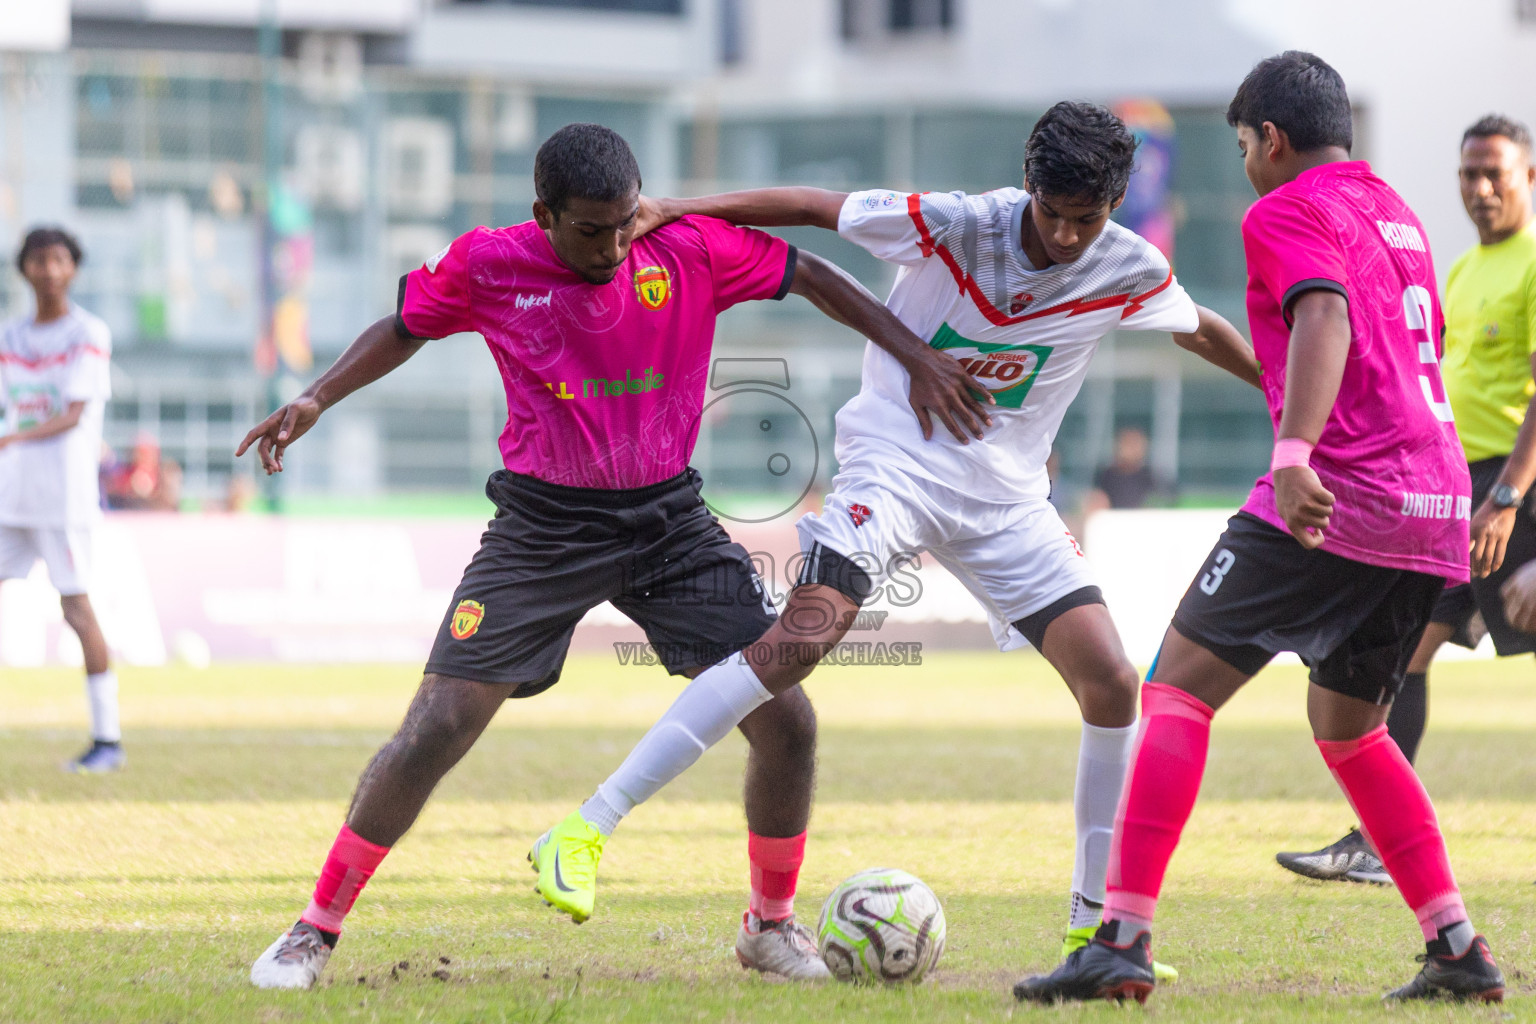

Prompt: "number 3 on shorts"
[1199,548,1235,595]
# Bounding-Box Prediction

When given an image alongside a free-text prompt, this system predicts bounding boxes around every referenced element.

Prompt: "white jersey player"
[534,103,1261,980]
[0,227,123,773]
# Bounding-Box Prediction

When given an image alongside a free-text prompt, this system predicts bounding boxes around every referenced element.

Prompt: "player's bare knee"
[387,678,480,767]
[59,594,91,631]
[1073,658,1140,720]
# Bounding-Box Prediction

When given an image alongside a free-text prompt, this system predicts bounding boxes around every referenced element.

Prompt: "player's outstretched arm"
[637,188,847,237]
[1272,289,1348,548]
[1172,306,1262,389]
[789,250,993,444]
[236,315,428,475]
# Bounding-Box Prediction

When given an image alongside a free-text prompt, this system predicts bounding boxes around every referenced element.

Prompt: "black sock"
[1387,671,1427,765]
[299,920,341,948]
[1428,921,1474,957]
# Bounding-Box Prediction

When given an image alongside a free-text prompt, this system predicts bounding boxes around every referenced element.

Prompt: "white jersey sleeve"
[61,314,112,404]
[838,189,970,267]
[1118,249,1199,334]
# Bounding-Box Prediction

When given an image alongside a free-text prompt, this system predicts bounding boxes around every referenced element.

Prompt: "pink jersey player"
[400,216,793,489]
[1020,52,1503,1008]
[1239,161,1471,581]
[241,123,988,992]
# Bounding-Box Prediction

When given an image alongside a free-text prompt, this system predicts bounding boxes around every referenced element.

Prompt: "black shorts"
[425,468,776,696]
[1170,512,1446,705]
[1429,456,1536,655]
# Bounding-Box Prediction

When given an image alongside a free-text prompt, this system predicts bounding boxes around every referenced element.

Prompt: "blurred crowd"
[97,435,256,513]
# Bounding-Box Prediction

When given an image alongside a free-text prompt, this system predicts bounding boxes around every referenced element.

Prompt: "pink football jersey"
[400,216,793,490]
[1239,161,1471,582]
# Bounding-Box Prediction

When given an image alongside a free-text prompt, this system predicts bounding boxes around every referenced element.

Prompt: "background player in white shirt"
[537,103,1262,976]
[0,227,121,773]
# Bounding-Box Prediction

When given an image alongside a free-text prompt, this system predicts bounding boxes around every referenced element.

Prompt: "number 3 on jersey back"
[1403,285,1454,423]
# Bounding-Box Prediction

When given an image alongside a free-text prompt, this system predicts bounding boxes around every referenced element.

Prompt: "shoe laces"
[276,927,324,965]
[761,917,818,954]
[568,833,604,863]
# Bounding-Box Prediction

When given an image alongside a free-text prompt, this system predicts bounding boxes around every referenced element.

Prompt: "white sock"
[595,657,772,818]
[579,790,623,836]
[86,670,121,743]
[1070,720,1136,923]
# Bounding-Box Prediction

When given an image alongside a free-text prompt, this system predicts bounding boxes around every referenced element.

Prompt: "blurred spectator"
[104,434,181,511]
[1085,426,1174,514]
[223,474,258,513]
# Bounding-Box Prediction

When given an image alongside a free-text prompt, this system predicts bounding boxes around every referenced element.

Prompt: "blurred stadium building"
[1,0,1535,509]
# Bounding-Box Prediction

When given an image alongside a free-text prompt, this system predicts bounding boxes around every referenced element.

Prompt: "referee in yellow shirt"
[1276,114,1536,885]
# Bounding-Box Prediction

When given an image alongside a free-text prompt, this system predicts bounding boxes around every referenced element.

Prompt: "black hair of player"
[534,123,642,218]
[1023,102,1138,207]
[1463,114,1533,156]
[16,225,83,274]
[1226,51,1353,153]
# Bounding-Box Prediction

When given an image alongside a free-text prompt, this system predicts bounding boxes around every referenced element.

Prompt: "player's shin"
[1101,682,1214,934]
[1316,725,1474,946]
[587,657,773,829]
[300,823,391,938]
[1070,720,1136,929]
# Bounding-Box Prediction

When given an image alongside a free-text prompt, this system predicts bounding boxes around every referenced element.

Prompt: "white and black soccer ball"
[816,867,946,984]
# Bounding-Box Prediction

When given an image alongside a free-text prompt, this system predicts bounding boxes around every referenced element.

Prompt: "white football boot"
[735,915,832,980]
[250,921,333,989]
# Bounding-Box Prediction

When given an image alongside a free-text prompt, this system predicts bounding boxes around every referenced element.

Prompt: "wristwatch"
[1491,484,1524,510]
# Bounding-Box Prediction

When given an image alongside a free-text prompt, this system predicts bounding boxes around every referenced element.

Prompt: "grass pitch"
[2,652,1534,1022]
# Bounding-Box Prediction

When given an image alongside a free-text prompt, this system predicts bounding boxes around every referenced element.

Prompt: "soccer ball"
[816,867,946,984]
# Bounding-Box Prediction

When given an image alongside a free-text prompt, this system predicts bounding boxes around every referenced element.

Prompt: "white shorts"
[795,457,1098,652]
[0,525,93,595]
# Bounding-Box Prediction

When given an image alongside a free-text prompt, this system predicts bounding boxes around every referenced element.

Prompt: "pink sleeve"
[1242,194,1348,324]
[685,216,795,313]
[398,230,477,339]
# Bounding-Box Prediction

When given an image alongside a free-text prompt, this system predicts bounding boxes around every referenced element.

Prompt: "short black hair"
[1226,51,1353,153]
[1023,102,1138,207]
[1463,114,1533,156]
[534,123,642,218]
[16,226,83,274]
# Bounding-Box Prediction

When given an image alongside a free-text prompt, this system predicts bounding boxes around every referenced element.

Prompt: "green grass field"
[3,652,1534,1022]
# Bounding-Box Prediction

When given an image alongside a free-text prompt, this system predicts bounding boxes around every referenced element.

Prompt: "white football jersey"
[835,188,1198,503]
[0,306,112,527]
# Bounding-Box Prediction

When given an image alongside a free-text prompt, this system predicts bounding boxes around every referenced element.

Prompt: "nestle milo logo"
[930,322,1052,409]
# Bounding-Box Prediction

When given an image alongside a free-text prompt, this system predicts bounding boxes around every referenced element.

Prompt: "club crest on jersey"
[1010,292,1034,315]
[848,503,873,528]
[634,265,672,311]
[929,321,1053,409]
[450,599,485,640]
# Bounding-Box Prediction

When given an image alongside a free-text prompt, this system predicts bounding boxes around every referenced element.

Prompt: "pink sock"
[748,831,806,922]
[1316,725,1466,941]
[299,824,391,934]
[1102,682,1215,927]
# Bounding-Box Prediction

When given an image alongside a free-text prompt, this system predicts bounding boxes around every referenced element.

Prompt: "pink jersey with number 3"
[1239,161,1471,582]
[398,216,793,490]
